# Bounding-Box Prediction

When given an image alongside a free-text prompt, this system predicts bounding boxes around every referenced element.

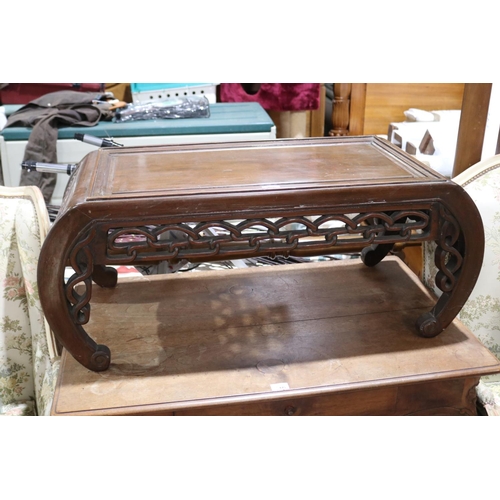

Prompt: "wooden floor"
[51,257,500,416]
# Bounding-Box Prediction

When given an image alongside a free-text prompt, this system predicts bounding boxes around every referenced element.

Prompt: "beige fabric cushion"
[0,186,59,416]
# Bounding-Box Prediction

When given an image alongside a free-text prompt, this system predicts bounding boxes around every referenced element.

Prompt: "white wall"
[482,83,500,159]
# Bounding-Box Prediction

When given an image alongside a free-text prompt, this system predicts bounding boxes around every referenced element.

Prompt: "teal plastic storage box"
[0,102,275,205]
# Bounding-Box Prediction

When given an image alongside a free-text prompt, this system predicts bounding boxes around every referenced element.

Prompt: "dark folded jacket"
[6,90,113,203]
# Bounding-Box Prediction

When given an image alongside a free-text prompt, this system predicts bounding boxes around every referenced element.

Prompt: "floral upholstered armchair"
[423,154,500,416]
[0,185,60,416]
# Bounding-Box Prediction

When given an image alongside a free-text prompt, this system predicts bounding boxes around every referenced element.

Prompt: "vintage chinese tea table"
[38,136,484,372]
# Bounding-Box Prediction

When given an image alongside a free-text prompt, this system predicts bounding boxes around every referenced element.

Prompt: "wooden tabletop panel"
[79,137,444,201]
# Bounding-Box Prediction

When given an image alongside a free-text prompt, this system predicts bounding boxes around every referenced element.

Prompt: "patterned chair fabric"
[423,155,500,415]
[0,185,59,416]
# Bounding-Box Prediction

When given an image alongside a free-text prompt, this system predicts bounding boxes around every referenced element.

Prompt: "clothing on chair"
[5,90,114,203]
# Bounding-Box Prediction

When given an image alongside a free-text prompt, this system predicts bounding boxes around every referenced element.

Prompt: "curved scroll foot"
[416,311,443,338]
[416,199,484,338]
[361,243,394,267]
[93,264,118,288]
[89,344,111,371]
[38,220,115,372]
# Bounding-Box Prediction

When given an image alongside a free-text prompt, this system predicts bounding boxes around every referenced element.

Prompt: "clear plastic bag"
[114,95,210,122]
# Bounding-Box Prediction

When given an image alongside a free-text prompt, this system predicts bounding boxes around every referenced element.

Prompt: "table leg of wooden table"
[416,204,483,338]
[92,265,118,288]
[361,243,394,267]
[39,225,112,372]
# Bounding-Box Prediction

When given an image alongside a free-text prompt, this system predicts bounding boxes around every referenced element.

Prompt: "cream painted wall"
[482,83,500,160]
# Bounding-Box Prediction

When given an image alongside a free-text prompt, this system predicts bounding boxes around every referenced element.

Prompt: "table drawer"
[173,387,399,416]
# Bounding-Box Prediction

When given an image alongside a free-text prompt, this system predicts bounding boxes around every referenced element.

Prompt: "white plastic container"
[131,83,217,105]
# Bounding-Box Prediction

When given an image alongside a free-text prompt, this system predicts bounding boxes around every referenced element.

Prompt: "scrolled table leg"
[416,203,483,338]
[416,311,442,338]
[93,264,118,288]
[39,224,111,371]
[361,243,394,267]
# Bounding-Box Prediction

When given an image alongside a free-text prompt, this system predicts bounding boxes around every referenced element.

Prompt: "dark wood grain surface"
[38,136,485,372]
[50,257,500,416]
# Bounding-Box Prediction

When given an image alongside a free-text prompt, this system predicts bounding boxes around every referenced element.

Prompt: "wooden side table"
[50,257,500,416]
[39,136,485,372]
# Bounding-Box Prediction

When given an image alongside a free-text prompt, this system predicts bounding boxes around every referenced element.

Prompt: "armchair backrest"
[0,185,59,415]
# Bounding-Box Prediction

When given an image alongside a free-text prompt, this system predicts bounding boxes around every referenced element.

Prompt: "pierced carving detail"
[65,229,95,325]
[105,210,431,263]
[434,206,464,294]
[416,206,468,338]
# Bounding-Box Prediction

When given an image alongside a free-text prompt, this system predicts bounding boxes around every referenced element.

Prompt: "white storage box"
[388,110,461,178]
[131,83,218,105]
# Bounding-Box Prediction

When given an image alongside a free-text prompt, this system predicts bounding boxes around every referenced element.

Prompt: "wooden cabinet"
[50,258,500,416]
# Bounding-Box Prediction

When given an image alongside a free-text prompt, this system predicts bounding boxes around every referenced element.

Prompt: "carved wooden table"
[39,136,485,372]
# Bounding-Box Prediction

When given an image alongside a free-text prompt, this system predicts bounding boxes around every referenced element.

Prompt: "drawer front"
[173,386,399,416]
[172,377,477,416]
